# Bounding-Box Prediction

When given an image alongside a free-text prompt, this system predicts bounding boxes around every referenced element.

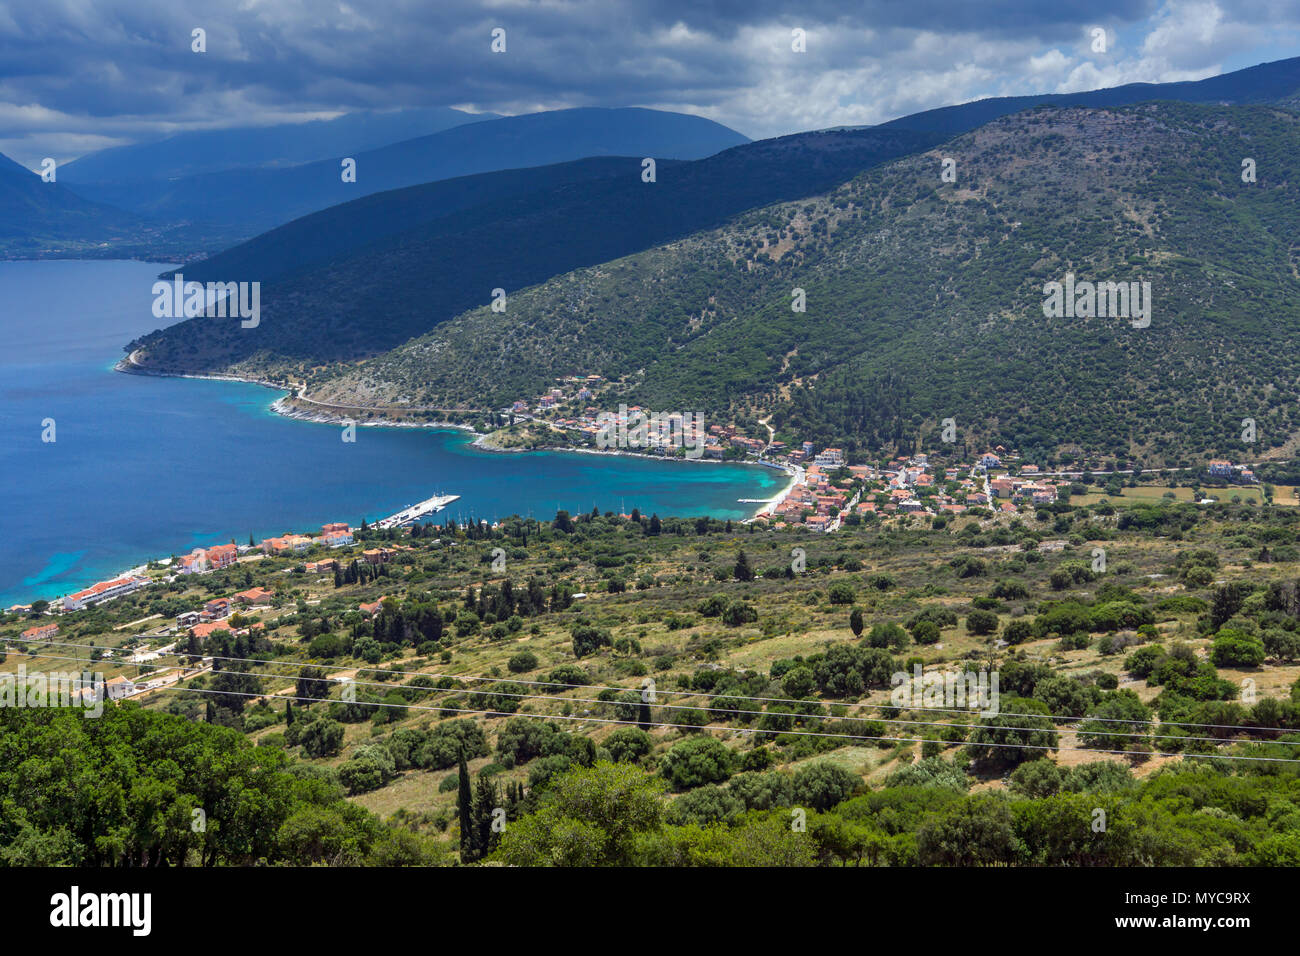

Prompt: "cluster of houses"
[177,542,237,574]
[176,585,276,640]
[758,448,1077,531]
[512,374,604,415]
[1206,460,1258,484]
[20,520,362,624]
[261,522,354,555]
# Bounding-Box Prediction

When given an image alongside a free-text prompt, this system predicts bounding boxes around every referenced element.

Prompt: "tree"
[458,753,475,862]
[849,607,864,638]
[912,619,941,645]
[606,728,653,762]
[966,609,1000,637]
[721,600,758,627]
[965,697,1058,771]
[1076,691,1151,752]
[572,624,612,658]
[1209,583,1245,630]
[1008,759,1063,798]
[297,716,344,758]
[637,700,653,733]
[494,762,664,866]
[1003,619,1035,645]
[472,776,502,859]
[296,666,331,704]
[867,622,907,650]
[507,650,539,673]
[734,550,754,582]
[916,797,1020,866]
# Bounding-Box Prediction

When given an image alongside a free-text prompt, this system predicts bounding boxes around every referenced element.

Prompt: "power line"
[12,637,1293,735]
[13,647,1300,755]
[126,683,1300,764]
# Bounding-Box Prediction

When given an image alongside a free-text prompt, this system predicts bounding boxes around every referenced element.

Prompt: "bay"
[0,260,783,607]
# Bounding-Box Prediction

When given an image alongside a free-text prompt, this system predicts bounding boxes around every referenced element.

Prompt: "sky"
[2,0,1300,167]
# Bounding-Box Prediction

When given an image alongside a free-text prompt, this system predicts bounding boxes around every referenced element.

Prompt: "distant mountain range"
[58,106,501,183]
[0,152,191,258]
[60,107,751,237]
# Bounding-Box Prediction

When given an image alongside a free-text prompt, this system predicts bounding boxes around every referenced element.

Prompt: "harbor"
[375,494,462,529]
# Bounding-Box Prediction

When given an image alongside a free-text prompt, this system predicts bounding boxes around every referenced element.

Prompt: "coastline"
[117,355,799,516]
[9,357,803,611]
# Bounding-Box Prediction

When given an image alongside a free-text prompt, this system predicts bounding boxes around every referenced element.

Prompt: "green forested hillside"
[306,102,1300,465]
[124,127,943,373]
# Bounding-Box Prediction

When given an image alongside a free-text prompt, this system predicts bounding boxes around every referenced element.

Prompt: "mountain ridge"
[65,107,751,238]
[293,101,1300,466]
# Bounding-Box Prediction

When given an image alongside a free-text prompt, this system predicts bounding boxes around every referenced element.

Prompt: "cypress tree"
[458,753,475,862]
[473,777,501,858]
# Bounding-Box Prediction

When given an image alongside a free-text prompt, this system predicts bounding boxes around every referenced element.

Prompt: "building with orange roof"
[189,620,232,639]
[62,575,148,611]
[21,622,59,641]
[233,587,273,606]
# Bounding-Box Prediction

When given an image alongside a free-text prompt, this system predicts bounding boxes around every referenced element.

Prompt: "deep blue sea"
[0,260,782,607]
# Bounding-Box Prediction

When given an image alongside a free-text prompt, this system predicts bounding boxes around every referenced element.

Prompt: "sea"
[0,260,783,606]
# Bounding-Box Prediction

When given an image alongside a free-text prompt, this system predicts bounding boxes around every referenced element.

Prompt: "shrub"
[885,756,970,792]
[912,620,941,645]
[791,762,858,811]
[867,622,908,650]
[721,600,758,627]
[507,650,539,673]
[1003,619,1035,645]
[297,716,344,758]
[572,624,612,658]
[660,736,736,790]
[605,728,653,763]
[828,582,856,605]
[338,744,396,795]
[728,771,793,810]
[1209,629,1266,668]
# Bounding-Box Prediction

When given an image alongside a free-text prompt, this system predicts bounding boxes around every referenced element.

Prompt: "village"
[3,374,1268,635]
[506,376,1265,533]
[3,520,410,705]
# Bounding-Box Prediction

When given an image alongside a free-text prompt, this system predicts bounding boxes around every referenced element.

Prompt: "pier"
[376,494,461,529]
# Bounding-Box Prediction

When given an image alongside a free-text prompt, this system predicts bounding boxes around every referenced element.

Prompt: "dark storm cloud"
[0,0,1295,166]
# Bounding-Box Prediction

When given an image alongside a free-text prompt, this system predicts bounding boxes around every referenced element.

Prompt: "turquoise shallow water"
[0,260,782,606]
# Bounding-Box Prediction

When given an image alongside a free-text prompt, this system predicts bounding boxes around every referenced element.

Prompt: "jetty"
[376,494,461,529]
